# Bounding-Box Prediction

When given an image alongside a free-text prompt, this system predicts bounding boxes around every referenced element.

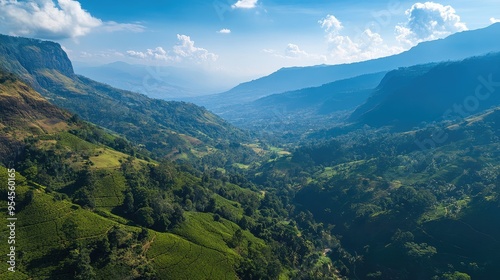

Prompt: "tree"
[236,245,281,280]
[392,186,436,216]
[72,246,97,280]
[404,242,437,260]
[73,188,96,209]
[239,216,250,230]
[391,229,414,246]
[441,271,471,280]
[138,228,149,242]
[123,190,135,214]
[228,229,244,248]
[108,226,128,249]
[213,214,221,222]
[169,204,185,228]
[135,207,155,227]
[91,237,111,266]
[62,217,79,240]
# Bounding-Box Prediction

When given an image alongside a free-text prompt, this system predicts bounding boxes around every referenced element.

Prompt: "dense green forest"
[0,34,499,280]
[251,106,500,279]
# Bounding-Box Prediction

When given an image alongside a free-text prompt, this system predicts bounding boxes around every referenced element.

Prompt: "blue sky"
[0,0,499,83]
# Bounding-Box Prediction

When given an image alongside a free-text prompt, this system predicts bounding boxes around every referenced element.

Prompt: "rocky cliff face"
[0,34,74,90]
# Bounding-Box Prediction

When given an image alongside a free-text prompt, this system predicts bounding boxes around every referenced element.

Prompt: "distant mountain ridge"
[194,23,500,109]
[216,71,388,133]
[350,52,500,129]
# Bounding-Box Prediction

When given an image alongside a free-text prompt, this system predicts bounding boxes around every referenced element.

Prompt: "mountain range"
[190,23,500,110]
[216,71,388,134]
[350,53,500,129]
[0,34,255,166]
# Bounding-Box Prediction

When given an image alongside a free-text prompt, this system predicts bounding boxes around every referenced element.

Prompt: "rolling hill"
[0,34,256,166]
[0,69,274,280]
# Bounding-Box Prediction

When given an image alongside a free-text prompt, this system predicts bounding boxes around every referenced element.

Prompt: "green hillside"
[0,72,284,279]
[2,31,500,280]
[0,168,260,279]
[350,53,500,129]
[0,34,259,168]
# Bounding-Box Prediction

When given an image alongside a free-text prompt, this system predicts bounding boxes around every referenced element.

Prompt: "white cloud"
[0,0,144,39]
[232,0,258,9]
[126,47,171,61]
[264,44,327,62]
[173,34,218,62]
[0,0,101,39]
[126,50,146,59]
[285,44,309,58]
[491,17,500,24]
[217,28,231,34]
[319,15,401,64]
[319,15,343,34]
[101,21,145,33]
[126,35,218,64]
[78,50,124,59]
[396,2,468,47]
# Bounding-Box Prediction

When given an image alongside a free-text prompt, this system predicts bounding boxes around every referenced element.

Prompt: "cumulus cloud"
[173,34,218,62]
[264,44,327,62]
[0,0,100,39]
[126,50,147,59]
[285,44,309,58]
[217,28,231,34]
[319,15,400,63]
[0,0,144,39]
[491,17,500,24]
[396,2,468,46]
[232,0,258,9]
[319,15,343,34]
[126,35,218,64]
[127,47,169,61]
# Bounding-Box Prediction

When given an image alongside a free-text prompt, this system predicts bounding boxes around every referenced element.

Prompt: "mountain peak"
[0,34,74,90]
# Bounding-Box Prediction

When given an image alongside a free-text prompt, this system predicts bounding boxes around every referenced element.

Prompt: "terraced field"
[0,183,116,279]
